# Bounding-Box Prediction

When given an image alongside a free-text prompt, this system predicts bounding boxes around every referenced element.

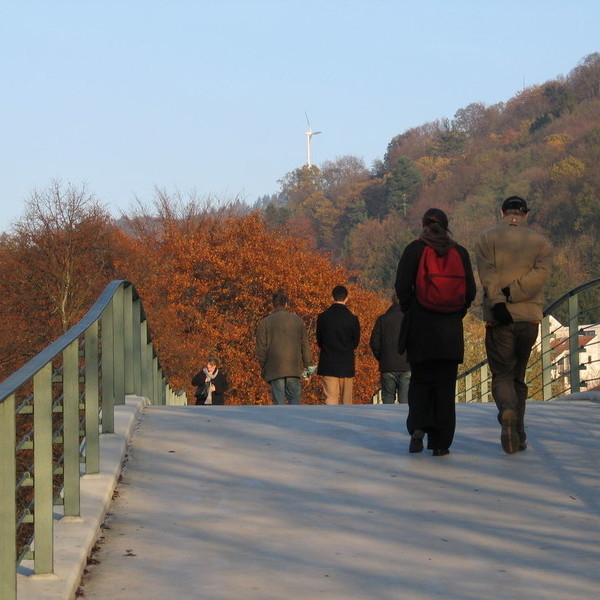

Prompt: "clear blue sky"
[1,0,598,232]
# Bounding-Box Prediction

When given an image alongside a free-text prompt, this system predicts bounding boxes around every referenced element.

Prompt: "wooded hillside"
[262,53,600,305]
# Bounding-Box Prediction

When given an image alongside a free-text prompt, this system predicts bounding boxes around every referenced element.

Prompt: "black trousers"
[406,360,459,450]
[485,322,538,440]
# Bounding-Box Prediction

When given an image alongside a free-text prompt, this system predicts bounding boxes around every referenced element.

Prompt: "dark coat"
[369,303,410,372]
[395,239,476,365]
[255,307,313,382]
[316,303,360,377]
[191,369,228,405]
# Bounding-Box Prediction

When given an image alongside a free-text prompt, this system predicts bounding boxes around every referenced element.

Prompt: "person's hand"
[492,303,513,324]
[301,365,318,379]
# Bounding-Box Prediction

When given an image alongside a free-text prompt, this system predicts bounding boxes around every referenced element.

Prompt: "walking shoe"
[409,430,425,453]
[500,409,520,454]
[432,448,450,457]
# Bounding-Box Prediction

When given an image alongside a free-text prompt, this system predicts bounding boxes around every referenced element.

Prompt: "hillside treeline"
[261,53,600,304]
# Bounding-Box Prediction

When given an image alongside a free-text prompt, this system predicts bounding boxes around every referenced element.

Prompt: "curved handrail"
[0,280,143,404]
[0,279,184,600]
[458,277,600,381]
[543,277,600,315]
[457,277,600,402]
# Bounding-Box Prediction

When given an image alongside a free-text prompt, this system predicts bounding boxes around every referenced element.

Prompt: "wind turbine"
[304,112,321,167]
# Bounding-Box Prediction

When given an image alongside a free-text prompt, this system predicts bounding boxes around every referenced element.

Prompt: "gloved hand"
[492,302,513,324]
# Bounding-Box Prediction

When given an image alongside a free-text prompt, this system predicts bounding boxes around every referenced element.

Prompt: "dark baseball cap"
[501,195,529,213]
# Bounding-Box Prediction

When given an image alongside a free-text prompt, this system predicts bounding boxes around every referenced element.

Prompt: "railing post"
[162,370,168,405]
[63,339,81,517]
[141,320,152,402]
[160,371,167,405]
[480,363,490,402]
[568,293,580,394]
[153,355,160,405]
[101,301,115,434]
[33,363,54,574]
[113,285,125,406]
[465,373,472,403]
[123,284,134,395]
[85,322,100,474]
[541,316,553,401]
[0,394,17,600]
[132,298,142,396]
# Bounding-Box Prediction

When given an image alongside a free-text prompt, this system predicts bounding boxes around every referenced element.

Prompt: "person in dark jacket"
[316,285,360,404]
[191,356,228,405]
[395,208,476,456]
[370,293,411,403]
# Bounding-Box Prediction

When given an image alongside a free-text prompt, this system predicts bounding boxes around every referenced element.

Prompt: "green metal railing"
[456,278,600,403]
[0,280,185,600]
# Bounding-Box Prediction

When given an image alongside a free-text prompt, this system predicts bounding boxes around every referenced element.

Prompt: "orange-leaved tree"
[115,202,388,404]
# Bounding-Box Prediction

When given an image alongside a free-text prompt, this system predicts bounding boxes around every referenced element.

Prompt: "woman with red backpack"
[395,208,476,456]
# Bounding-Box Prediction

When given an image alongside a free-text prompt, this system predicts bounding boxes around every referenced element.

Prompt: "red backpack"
[415,244,467,313]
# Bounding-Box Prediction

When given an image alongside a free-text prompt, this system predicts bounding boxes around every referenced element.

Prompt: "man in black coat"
[316,285,360,404]
[370,294,411,403]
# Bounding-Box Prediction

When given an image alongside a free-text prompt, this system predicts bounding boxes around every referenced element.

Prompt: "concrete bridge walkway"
[26,401,600,599]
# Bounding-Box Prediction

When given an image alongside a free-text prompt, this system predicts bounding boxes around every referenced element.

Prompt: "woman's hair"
[207,356,220,367]
[422,207,449,230]
[420,207,455,252]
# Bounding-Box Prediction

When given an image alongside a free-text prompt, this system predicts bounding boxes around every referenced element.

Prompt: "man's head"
[272,290,288,308]
[332,285,348,303]
[501,195,529,217]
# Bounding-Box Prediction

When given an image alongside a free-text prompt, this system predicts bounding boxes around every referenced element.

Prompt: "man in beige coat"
[475,196,552,454]
[255,291,313,405]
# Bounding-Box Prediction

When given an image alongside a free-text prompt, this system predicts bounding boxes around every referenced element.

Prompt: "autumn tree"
[568,52,600,101]
[431,118,469,157]
[347,215,414,291]
[115,195,387,405]
[453,102,501,138]
[274,159,371,256]
[320,156,370,247]
[0,180,117,377]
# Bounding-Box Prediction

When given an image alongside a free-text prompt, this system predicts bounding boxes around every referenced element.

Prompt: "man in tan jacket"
[475,196,552,454]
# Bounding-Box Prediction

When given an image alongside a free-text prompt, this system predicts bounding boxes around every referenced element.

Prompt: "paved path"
[77,402,600,600]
